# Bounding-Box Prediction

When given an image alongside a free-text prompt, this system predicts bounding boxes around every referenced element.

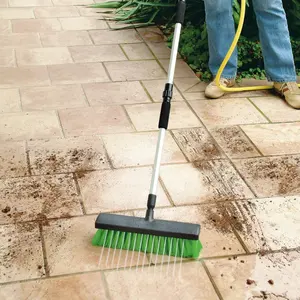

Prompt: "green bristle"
[92,229,203,259]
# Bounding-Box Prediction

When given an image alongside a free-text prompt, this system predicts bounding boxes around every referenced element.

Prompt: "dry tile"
[210,126,261,159]
[0,141,27,178]
[105,60,166,81]
[102,132,186,168]
[83,81,151,105]
[160,161,253,205]
[1,33,41,48]
[59,106,134,136]
[28,136,110,175]
[189,98,268,128]
[78,167,170,213]
[52,0,92,4]
[0,49,15,67]
[174,77,207,93]
[122,43,154,60]
[172,127,225,161]
[0,0,8,6]
[0,88,20,113]
[125,102,201,131]
[0,111,62,141]
[0,8,34,19]
[21,85,87,111]
[43,215,148,276]
[206,252,300,300]
[16,47,72,66]
[12,19,61,33]
[0,223,44,284]
[77,6,106,17]
[0,174,82,224]
[34,6,80,18]
[59,17,108,30]
[69,45,126,63]
[0,66,50,88]
[146,41,174,59]
[0,20,11,33]
[183,92,206,100]
[9,0,52,6]
[233,155,300,197]
[48,63,109,84]
[239,78,270,87]
[159,59,196,78]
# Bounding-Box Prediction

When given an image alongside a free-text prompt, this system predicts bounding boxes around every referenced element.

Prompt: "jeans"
[203,0,297,82]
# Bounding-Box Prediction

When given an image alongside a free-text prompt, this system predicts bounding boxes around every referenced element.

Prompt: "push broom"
[92,0,203,259]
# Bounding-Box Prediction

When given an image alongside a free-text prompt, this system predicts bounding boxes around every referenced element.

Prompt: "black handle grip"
[176,0,186,24]
[158,101,171,129]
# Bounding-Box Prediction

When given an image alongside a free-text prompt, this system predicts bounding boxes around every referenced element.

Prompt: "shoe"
[273,81,300,109]
[205,77,235,99]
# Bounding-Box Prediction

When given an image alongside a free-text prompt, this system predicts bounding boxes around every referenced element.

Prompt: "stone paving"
[0,0,300,299]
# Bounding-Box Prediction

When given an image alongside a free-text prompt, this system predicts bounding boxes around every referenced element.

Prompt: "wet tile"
[59,17,108,30]
[0,272,108,299]
[241,122,300,156]
[83,81,150,105]
[121,43,154,60]
[0,141,28,179]
[125,102,201,131]
[78,167,170,214]
[233,155,300,197]
[172,127,225,161]
[34,6,80,18]
[21,85,87,111]
[48,63,109,84]
[59,106,134,136]
[0,49,15,67]
[174,77,207,93]
[0,111,62,141]
[102,132,186,168]
[9,0,52,6]
[0,8,34,19]
[90,29,142,44]
[0,20,11,34]
[189,98,268,128]
[12,19,61,33]
[160,161,253,205]
[43,215,148,276]
[210,126,261,159]
[142,79,183,102]
[1,33,41,48]
[0,223,44,283]
[104,60,166,81]
[104,261,219,300]
[16,47,72,66]
[40,30,92,46]
[0,88,20,113]
[206,251,300,300]
[227,197,300,252]
[28,136,110,175]
[137,26,165,43]
[69,45,126,63]
[52,0,92,4]
[159,59,196,78]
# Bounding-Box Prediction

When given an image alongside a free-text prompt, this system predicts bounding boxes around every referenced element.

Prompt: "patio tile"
[0,20,11,34]
[137,26,165,43]
[1,33,41,48]
[0,66,49,88]
[52,0,92,4]
[43,215,149,276]
[59,17,108,30]
[174,77,207,93]
[0,88,20,113]
[0,174,82,224]
[0,0,8,6]
[206,251,300,300]
[146,42,173,59]
[142,79,183,102]
[0,49,15,67]
[0,272,108,299]
[77,6,107,17]
[40,30,92,46]
[226,197,300,252]
[183,92,206,100]
[16,47,72,66]
[210,126,261,159]
[69,45,126,63]
[0,111,62,141]
[241,122,300,156]
[83,81,151,105]
[21,85,87,111]
[121,43,154,60]
[48,63,109,84]
[0,223,44,283]
[125,102,201,131]
[34,6,80,18]
[12,19,61,33]
[78,167,170,213]
[189,98,268,128]
[104,261,219,300]
[172,127,225,161]
[28,136,110,175]
[160,161,253,205]
[90,29,142,45]
[0,8,34,19]
[0,141,28,179]
[159,59,195,78]
[102,132,186,168]
[9,0,52,6]
[58,106,134,136]
[104,60,166,81]
[233,155,300,197]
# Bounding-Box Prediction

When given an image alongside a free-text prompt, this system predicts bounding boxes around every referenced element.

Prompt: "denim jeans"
[203,0,297,82]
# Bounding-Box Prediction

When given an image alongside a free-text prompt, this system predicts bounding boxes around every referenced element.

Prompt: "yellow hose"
[215,0,300,92]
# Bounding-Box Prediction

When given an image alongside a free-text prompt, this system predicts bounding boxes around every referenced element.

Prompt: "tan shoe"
[205,77,235,99]
[273,81,300,109]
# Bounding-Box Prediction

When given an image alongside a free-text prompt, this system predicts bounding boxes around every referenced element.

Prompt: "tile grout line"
[17,87,23,111]
[25,140,32,176]
[158,176,175,207]
[55,110,66,138]
[121,104,138,132]
[99,135,115,170]
[119,43,130,60]
[72,172,87,215]
[79,83,91,106]
[139,80,155,103]
[102,62,113,82]
[247,97,272,123]
[39,223,50,277]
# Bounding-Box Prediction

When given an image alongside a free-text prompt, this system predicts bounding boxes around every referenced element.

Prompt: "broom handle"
[146,0,186,221]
